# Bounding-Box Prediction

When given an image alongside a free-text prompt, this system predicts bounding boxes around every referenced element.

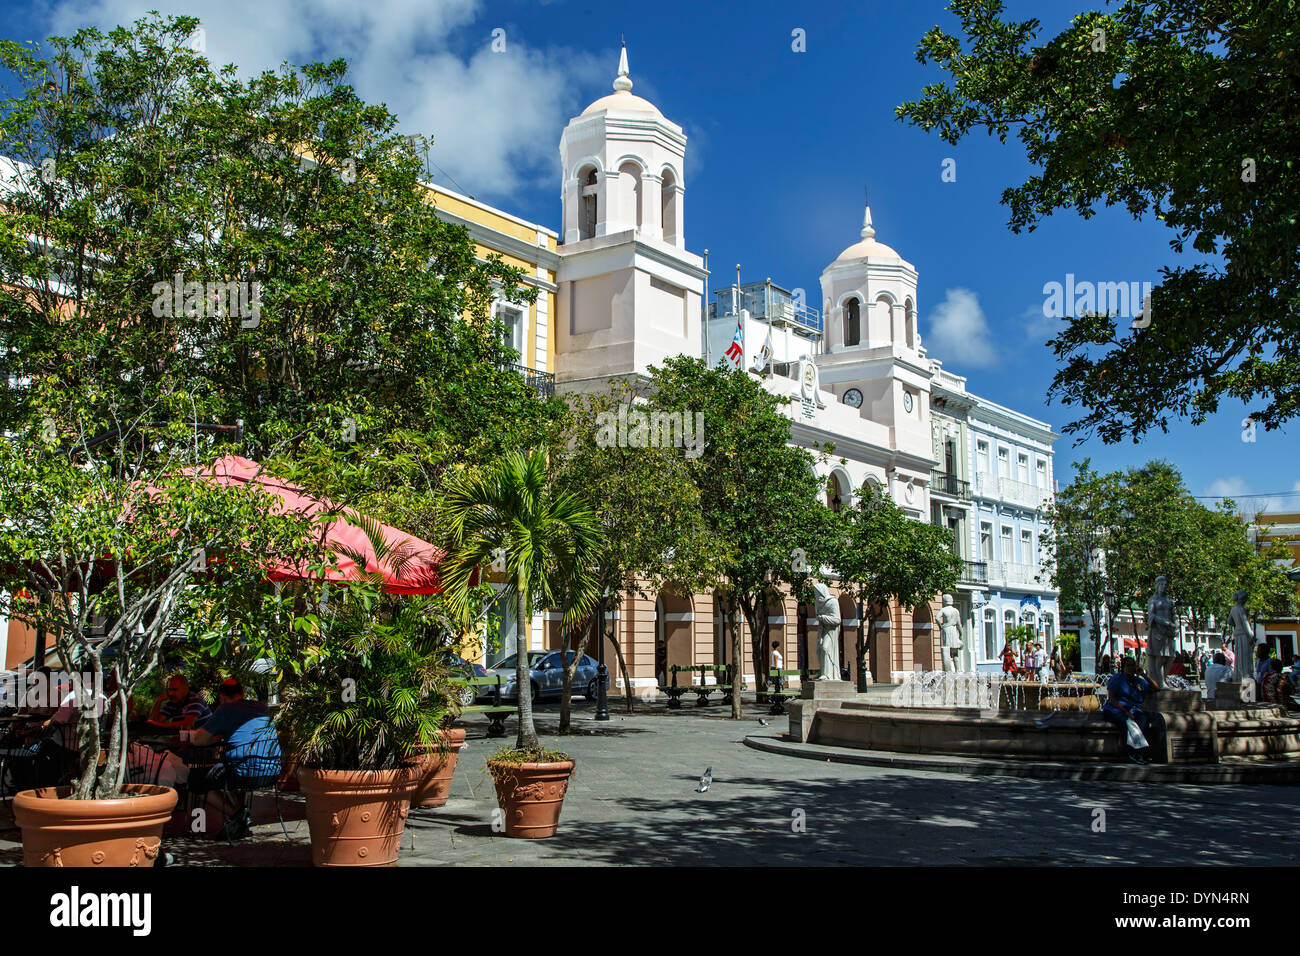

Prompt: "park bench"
[659,664,734,708]
[766,668,808,715]
[456,674,518,738]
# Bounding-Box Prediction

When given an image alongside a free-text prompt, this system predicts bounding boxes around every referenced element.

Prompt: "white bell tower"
[554,44,706,387]
[815,202,933,463]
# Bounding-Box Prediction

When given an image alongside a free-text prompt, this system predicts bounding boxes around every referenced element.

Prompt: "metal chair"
[186,727,286,845]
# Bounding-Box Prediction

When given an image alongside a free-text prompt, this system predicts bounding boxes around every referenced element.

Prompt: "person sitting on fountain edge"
[1100,655,1153,765]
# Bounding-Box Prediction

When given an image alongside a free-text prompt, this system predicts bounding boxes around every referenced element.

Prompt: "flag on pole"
[751,325,773,373]
[723,313,745,370]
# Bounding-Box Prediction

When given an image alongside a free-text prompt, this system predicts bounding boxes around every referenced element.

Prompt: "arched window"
[661,168,678,244]
[904,299,915,348]
[827,472,847,511]
[983,608,997,660]
[843,297,861,347]
[579,167,598,240]
[619,161,643,230]
[1003,608,1017,645]
[875,296,893,342]
[1043,613,1055,645]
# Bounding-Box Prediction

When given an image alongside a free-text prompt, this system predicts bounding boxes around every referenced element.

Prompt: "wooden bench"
[457,674,518,738]
[659,664,734,708]
[766,669,807,715]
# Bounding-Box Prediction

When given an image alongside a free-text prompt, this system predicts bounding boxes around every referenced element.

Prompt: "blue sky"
[3,0,1295,509]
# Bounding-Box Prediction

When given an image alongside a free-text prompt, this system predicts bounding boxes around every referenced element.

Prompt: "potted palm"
[275,517,461,865]
[440,449,599,837]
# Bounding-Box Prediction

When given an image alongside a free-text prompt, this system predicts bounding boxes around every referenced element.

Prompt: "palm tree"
[439,449,600,750]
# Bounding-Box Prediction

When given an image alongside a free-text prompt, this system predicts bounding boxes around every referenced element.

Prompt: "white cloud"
[925,288,998,368]
[1204,477,1291,515]
[41,0,605,201]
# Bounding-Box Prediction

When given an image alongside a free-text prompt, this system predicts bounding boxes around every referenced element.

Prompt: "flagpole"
[702,249,710,367]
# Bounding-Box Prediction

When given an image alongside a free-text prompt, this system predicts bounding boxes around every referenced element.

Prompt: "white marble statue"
[1146,575,1176,688]
[1229,590,1253,683]
[937,594,963,673]
[811,579,842,681]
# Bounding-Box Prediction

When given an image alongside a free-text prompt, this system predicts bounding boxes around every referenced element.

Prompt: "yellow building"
[424,180,558,394]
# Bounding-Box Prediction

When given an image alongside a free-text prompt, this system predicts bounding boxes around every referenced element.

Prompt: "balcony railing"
[989,560,1044,589]
[959,560,988,585]
[933,472,971,500]
[502,361,556,399]
[973,472,1052,511]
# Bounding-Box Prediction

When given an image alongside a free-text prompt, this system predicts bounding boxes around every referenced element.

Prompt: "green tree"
[897,0,1300,441]
[830,484,960,689]
[1041,461,1125,670]
[0,13,548,465]
[552,381,727,726]
[0,422,316,799]
[439,449,601,751]
[648,356,824,718]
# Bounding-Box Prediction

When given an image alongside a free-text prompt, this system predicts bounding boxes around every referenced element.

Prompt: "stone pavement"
[3,695,1298,866]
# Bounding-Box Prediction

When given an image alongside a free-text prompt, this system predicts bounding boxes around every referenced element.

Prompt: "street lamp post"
[595,596,610,721]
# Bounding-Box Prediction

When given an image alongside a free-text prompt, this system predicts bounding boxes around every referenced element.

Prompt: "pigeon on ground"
[697,767,712,792]
[758,718,769,726]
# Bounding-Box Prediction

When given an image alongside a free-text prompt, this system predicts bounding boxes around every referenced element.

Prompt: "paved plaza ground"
[3,695,1298,866]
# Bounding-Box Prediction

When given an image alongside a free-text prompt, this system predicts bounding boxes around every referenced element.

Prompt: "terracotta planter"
[13,784,178,868]
[298,766,417,867]
[488,759,574,838]
[411,728,467,808]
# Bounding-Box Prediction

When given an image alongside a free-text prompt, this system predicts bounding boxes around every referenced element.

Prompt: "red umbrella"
[194,455,447,594]
[1123,636,1148,649]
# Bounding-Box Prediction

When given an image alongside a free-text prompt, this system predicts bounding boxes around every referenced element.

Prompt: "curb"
[742,733,1300,785]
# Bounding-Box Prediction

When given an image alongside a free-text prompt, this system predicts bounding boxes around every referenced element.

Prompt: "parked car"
[486,650,607,703]
[447,653,489,708]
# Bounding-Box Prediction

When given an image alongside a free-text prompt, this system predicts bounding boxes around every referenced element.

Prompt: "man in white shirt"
[1204,652,1233,701]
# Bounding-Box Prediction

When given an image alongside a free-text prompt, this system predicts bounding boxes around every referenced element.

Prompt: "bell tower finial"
[613,40,633,92]
[860,199,876,240]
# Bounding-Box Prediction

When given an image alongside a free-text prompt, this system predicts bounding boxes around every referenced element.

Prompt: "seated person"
[187,679,281,839]
[1277,666,1299,710]
[1100,655,1153,765]
[190,679,280,787]
[1261,658,1285,704]
[1204,652,1232,700]
[1169,654,1187,679]
[147,675,211,730]
[1255,645,1272,688]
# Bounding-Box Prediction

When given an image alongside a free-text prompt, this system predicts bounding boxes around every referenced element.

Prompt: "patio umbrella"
[1123,636,1148,650]
[194,455,447,594]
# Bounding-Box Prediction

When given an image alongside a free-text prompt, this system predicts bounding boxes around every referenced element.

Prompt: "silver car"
[487,650,607,703]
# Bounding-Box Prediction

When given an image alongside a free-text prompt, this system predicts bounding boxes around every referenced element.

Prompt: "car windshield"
[491,651,549,671]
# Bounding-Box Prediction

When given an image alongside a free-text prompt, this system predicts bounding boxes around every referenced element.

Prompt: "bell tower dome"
[820,202,921,354]
[559,43,687,247]
[553,44,706,388]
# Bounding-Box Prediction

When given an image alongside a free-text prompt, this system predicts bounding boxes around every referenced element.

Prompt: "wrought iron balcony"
[933,472,971,500]
[959,560,989,585]
[502,361,556,399]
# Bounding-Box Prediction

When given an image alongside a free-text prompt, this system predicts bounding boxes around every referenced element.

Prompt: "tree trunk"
[742,595,770,702]
[856,599,868,692]
[515,585,539,751]
[558,613,596,734]
[730,593,743,719]
[608,626,635,713]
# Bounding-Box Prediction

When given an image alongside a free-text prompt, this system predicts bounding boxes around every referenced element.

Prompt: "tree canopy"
[898,0,1300,442]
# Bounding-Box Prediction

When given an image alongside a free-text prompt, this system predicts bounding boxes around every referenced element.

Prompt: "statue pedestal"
[789,681,859,743]
[1144,689,1203,712]
[1213,680,1256,707]
[800,680,856,700]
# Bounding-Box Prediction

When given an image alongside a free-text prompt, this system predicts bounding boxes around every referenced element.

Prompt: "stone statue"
[1229,590,1254,683]
[1146,575,1176,688]
[811,579,842,681]
[937,594,963,673]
